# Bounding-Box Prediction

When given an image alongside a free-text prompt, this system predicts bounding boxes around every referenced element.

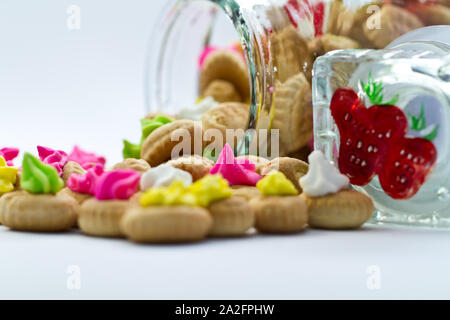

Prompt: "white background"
[1,0,450,300]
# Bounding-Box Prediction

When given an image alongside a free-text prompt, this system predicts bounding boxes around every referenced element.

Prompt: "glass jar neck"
[145,0,273,154]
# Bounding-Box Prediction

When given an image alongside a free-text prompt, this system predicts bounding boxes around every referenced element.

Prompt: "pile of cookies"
[0,138,374,244]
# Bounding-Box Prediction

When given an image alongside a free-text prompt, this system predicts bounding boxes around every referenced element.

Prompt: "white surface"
[0,224,449,299]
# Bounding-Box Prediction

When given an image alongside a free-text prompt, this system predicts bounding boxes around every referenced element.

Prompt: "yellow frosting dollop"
[188,174,232,207]
[0,156,18,195]
[140,180,198,207]
[256,171,298,196]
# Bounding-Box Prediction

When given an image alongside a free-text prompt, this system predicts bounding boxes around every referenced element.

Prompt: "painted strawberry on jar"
[330,88,437,200]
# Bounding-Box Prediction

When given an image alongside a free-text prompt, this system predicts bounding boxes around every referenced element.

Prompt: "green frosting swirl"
[21,153,64,194]
[123,115,173,159]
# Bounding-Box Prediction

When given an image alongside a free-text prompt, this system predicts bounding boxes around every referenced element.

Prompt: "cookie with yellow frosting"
[261,157,309,193]
[122,181,212,243]
[250,171,307,233]
[0,156,18,196]
[231,185,261,201]
[0,153,77,232]
[122,205,212,243]
[207,196,254,237]
[190,175,254,237]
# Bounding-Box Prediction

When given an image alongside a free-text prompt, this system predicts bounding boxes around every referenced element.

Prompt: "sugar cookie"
[111,158,150,174]
[272,72,313,155]
[363,4,424,49]
[208,196,254,237]
[201,102,250,149]
[62,161,86,184]
[231,185,261,201]
[141,120,203,167]
[250,196,308,234]
[302,190,374,230]
[79,199,134,237]
[200,50,250,101]
[261,157,309,192]
[0,190,78,232]
[167,155,214,181]
[122,206,212,243]
[203,79,242,103]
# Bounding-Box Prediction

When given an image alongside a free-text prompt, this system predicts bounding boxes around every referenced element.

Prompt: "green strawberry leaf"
[424,124,440,141]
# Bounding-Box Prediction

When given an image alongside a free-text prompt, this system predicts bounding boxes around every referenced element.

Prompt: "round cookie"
[166,155,214,181]
[200,50,250,101]
[236,155,269,175]
[141,119,204,167]
[250,195,308,234]
[408,4,450,26]
[363,4,424,49]
[62,161,85,185]
[201,102,250,149]
[269,25,312,83]
[231,185,261,201]
[261,157,309,193]
[121,206,212,243]
[203,79,242,103]
[207,197,254,237]
[110,158,150,174]
[78,198,134,237]
[272,72,313,156]
[308,34,359,59]
[302,190,374,230]
[0,190,78,232]
[57,187,92,205]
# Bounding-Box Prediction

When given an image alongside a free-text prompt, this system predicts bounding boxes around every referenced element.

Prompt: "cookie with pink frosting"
[209,144,261,186]
[37,146,68,176]
[94,170,140,201]
[67,165,104,195]
[67,145,106,170]
[0,147,19,167]
[78,169,141,238]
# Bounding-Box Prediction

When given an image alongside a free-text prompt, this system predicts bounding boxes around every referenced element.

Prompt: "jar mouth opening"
[145,0,260,114]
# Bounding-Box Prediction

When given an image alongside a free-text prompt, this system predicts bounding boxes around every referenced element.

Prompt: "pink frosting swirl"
[94,170,140,200]
[37,146,68,176]
[210,144,262,186]
[67,145,106,170]
[0,147,19,167]
[67,165,104,195]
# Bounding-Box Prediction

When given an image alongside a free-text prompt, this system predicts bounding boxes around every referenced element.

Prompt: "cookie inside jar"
[146,0,448,161]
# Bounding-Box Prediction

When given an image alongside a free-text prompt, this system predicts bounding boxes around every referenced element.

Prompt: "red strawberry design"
[331,88,437,199]
[378,137,437,199]
[284,0,325,36]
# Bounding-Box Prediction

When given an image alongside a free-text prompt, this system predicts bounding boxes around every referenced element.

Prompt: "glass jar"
[145,0,449,157]
[313,25,450,228]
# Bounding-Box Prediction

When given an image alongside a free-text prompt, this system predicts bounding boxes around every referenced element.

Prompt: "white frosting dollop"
[176,97,219,121]
[140,164,193,191]
[299,151,349,197]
